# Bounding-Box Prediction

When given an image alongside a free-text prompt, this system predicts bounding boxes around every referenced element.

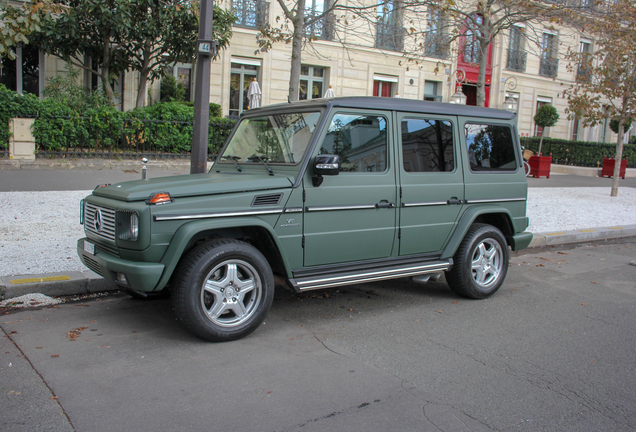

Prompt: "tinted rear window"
[465,124,517,171]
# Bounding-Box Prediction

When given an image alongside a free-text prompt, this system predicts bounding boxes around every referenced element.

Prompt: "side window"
[319,113,388,172]
[401,118,454,172]
[465,123,517,171]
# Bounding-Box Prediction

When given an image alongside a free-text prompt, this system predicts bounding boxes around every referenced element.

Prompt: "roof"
[249,96,516,121]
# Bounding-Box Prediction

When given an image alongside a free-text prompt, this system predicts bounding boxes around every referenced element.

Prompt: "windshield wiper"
[221,155,242,172]
[248,155,274,176]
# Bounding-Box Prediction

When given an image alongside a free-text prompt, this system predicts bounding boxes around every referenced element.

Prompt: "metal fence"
[1,114,236,160]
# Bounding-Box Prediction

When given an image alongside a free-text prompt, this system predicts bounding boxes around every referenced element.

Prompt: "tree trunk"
[476,36,489,107]
[101,34,116,104]
[288,0,306,102]
[611,118,625,197]
[136,42,152,108]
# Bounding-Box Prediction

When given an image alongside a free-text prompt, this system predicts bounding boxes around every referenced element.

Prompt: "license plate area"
[83,240,95,255]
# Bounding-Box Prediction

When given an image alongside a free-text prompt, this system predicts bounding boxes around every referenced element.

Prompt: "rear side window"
[465,124,517,171]
[401,118,454,172]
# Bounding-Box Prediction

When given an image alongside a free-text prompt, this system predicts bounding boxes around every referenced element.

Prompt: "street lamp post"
[450,69,467,105]
[191,0,218,174]
[502,76,518,113]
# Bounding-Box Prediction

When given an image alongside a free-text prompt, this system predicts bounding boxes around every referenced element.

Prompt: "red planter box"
[528,154,552,179]
[601,157,628,179]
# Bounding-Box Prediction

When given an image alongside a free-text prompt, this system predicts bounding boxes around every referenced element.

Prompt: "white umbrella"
[247,77,261,109]
[323,85,335,98]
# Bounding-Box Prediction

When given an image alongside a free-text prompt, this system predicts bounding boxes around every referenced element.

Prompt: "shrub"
[521,137,636,168]
[160,75,186,102]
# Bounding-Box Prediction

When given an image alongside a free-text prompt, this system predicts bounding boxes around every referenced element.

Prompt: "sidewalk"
[1,160,635,302]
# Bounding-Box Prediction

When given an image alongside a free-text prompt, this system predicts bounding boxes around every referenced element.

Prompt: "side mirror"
[313,155,339,187]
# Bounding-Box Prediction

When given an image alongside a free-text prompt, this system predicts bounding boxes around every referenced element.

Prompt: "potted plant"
[601,118,632,179]
[529,104,559,178]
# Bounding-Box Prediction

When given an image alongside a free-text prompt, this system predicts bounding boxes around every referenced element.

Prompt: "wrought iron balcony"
[539,57,559,78]
[424,34,450,59]
[305,11,334,41]
[376,22,404,52]
[506,49,527,72]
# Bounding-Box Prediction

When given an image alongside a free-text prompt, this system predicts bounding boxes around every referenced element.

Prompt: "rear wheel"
[445,224,509,299]
[172,239,274,342]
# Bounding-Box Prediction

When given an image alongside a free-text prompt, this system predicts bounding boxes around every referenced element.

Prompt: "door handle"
[447,198,465,205]
[375,202,395,209]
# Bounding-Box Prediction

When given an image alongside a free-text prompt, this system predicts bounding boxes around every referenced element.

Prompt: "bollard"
[142,158,148,180]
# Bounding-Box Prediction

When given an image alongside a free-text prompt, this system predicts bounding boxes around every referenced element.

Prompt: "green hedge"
[1,84,234,157]
[520,137,636,168]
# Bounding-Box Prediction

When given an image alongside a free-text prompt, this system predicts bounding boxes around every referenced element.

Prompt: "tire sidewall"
[176,241,274,341]
[453,225,509,299]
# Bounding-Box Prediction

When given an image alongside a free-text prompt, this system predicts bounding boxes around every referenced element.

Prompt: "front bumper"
[77,238,165,292]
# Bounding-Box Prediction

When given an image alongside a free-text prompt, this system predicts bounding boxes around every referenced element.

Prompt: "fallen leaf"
[451,301,459,304]
[591,282,598,284]
[9,391,21,395]
[535,264,545,267]
[580,303,588,306]
[289,338,294,340]
[435,310,442,313]
[35,347,42,349]
[50,396,58,400]
[51,354,59,358]
[348,308,353,311]
[267,391,273,394]
[557,252,568,255]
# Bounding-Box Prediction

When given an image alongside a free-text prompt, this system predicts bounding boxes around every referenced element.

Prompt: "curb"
[2,226,635,302]
[1,271,115,301]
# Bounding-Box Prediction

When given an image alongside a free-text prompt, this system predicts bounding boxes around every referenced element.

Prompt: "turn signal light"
[146,192,173,205]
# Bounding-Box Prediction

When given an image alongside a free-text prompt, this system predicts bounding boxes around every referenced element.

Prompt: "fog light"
[116,272,129,286]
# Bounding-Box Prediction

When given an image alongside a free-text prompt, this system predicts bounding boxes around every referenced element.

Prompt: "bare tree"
[563,0,636,197]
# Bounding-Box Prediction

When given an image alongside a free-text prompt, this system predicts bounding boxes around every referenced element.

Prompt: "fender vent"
[252,193,283,207]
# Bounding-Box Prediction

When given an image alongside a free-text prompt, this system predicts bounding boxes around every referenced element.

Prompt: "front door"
[303,110,397,267]
[397,114,465,255]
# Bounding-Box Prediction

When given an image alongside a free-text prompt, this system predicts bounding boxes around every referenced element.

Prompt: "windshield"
[220,112,321,165]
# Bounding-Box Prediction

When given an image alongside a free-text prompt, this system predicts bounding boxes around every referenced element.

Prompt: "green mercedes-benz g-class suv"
[78,97,532,341]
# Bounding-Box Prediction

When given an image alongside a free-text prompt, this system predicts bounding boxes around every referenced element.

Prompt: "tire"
[172,239,274,342]
[445,223,509,299]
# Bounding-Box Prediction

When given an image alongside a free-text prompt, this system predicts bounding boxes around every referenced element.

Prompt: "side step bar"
[289,260,452,292]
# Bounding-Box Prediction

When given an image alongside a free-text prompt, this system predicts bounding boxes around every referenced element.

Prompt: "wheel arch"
[441,206,515,260]
[155,218,290,291]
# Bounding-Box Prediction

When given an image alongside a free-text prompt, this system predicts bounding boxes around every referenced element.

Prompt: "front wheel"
[445,224,509,299]
[172,239,274,342]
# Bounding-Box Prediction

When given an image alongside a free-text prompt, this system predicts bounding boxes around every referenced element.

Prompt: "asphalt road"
[2,241,635,431]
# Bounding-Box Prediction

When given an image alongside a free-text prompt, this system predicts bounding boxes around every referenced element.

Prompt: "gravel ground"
[1,187,635,277]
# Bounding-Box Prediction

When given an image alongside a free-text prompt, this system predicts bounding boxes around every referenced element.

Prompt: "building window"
[539,32,558,78]
[230,62,259,117]
[425,8,448,59]
[233,0,269,28]
[299,66,325,100]
[173,64,193,103]
[305,0,332,40]
[463,15,483,64]
[376,0,403,52]
[424,81,441,102]
[577,39,592,82]
[0,44,42,96]
[506,26,527,72]
[373,75,397,97]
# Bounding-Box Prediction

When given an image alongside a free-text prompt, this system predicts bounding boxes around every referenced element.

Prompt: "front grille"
[83,256,103,276]
[84,202,116,241]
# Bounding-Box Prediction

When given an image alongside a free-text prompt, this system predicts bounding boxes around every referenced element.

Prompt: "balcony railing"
[506,49,527,72]
[539,57,559,78]
[305,11,334,41]
[376,22,404,52]
[424,33,450,59]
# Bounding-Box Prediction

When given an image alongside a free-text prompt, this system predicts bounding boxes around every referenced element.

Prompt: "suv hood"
[92,172,295,202]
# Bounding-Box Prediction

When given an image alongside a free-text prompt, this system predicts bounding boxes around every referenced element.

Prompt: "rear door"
[397,113,465,255]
